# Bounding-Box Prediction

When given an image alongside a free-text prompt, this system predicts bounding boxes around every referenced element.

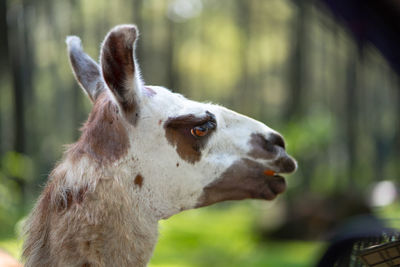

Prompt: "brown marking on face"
[134,174,143,188]
[196,158,287,207]
[68,92,130,164]
[248,133,297,173]
[101,26,139,124]
[268,133,286,149]
[247,133,278,160]
[144,86,157,97]
[176,162,179,167]
[164,112,216,164]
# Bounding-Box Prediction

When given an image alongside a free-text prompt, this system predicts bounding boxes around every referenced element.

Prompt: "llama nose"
[267,134,297,173]
[276,155,297,173]
[268,133,285,150]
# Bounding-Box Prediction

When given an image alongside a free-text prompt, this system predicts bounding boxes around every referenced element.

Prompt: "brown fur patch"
[164,112,216,164]
[55,185,88,212]
[134,174,143,188]
[101,26,138,123]
[68,92,129,164]
[56,188,73,212]
[196,158,286,207]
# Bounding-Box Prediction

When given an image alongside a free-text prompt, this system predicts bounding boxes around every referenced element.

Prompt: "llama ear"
[66,36,105,103]
[100,25,143,121]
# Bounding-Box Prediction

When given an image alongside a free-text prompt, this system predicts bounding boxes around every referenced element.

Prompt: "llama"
[22,25,297,266]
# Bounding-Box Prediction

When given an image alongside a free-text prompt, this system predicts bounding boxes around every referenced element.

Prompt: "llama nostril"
[248,133,287,159]
[269,133,285,149]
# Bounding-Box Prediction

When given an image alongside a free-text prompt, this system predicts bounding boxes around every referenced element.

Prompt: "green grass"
[0,203,324,266]
[150,203,323,267]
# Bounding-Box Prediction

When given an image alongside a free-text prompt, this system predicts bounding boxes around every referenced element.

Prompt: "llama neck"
[79,176,160,266]
[24,160,160,267]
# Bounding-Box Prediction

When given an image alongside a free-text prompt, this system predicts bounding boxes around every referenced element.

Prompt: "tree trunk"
[234,0,251,114]
[132,0,144,66]
[7,0,35,204]
[344,45,362,187]
[70,0,85,139]
[0,0,8,72]
[0,0,9,155]
[165,17,180,92]
[286,0,309,119]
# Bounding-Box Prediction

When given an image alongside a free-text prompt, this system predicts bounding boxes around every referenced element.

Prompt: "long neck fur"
[23,156,159,267]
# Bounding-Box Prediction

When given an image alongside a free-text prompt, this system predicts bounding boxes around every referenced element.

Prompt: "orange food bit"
[263,170,276,176]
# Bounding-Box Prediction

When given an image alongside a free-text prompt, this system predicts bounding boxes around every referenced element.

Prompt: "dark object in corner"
[317,0,400,75]
[358,240,400,266]
[316,214,399,267]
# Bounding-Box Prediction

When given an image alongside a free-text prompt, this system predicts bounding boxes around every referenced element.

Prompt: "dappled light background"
[0,0,399,266]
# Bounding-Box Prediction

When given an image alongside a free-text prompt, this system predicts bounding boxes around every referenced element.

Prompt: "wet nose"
[276,156,297,173]
[249,133,297,173]
[267,134,297,173]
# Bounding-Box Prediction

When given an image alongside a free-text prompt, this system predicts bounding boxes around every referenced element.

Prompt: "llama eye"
[191,126,209,137]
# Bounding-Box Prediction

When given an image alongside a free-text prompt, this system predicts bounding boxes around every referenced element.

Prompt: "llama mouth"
[196,159,288,207]
[268,174,287,195]
[259,174,287,200]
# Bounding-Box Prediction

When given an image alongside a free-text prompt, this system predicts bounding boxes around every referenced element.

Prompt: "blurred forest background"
[0,0,399,266]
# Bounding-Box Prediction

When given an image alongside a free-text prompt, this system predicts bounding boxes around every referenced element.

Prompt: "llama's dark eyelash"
[194,119,217,133]
[203,121,216,130]
[205,111,216,123]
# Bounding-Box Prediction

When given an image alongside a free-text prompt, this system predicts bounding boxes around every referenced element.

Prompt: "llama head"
[67,25,297,219]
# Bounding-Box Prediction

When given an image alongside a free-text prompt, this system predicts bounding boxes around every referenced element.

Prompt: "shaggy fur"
[23,159,158,266]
